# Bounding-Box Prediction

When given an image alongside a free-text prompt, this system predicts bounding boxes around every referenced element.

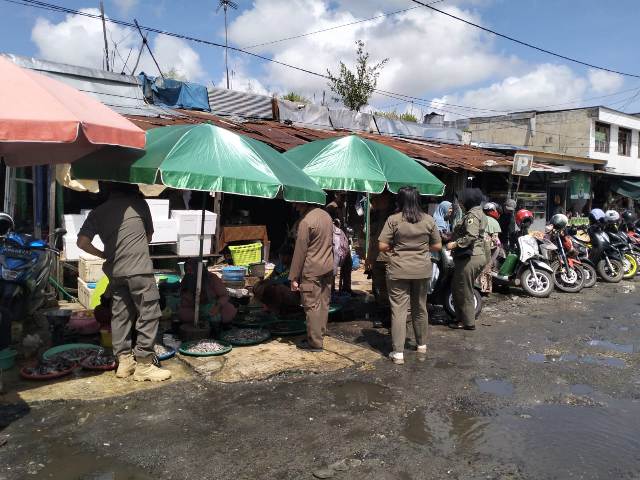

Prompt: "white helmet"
[605,210,620,223]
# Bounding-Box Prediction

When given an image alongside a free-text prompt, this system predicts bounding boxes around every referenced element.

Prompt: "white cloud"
[228,0,517,102]
[588,69,624,94]
[112,0,138,14]
[31,8,204,81]
[430,64,589,119]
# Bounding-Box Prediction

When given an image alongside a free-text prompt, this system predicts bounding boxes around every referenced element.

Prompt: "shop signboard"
[569,172,591,200]
[512,154,534,176]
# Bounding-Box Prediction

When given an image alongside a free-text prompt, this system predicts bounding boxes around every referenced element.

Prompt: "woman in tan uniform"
[379,187,442,365]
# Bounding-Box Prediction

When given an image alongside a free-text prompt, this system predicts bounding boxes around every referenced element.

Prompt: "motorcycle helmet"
[483,202,500,219]
[515,209,534,227]
[550,213,569,230]
[589,208,606,224]
[0,212,14,236]
[622,210,637,225]
[604,210,620,224]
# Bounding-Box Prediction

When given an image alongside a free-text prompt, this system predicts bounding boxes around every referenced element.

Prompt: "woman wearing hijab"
[433,200,453,239]
[447,188,487,330]
[378,187,442,364]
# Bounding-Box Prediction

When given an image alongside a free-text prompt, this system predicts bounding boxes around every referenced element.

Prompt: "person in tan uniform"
[289,203,334,351]
[379,187,442,365]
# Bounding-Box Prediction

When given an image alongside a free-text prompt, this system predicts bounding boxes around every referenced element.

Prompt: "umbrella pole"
[365,193,370,260]
[193,194,207,327]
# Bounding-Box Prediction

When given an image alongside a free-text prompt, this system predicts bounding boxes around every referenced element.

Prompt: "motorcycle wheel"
[581,263,597,288]
[520,269,554,298]
[596,258,624,283]
[444,289,482,319]
[551,261,585,293]
[622,253,638,279]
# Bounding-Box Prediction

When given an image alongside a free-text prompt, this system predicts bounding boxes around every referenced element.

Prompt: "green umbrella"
[72,123,326,326]
[283,134,445,196]
[71,123,326,204]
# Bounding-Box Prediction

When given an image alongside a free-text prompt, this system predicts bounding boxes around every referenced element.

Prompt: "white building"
[589,108,640,176]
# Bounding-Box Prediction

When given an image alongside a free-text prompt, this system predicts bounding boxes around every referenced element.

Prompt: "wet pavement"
[1,280,640,479]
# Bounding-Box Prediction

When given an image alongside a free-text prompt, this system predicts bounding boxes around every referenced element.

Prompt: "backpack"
[333,226,349,267]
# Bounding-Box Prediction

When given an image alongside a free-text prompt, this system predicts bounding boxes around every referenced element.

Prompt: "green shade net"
[71,124,326,205]
[612,179,640,201]
[284,134,445,195]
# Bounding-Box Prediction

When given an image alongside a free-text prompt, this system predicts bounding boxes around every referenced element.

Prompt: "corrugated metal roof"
[125,109,508,172]
[1,53,178,118]
[208,87,273,119]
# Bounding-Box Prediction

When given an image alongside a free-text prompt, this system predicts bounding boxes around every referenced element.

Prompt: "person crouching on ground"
[77,182,171,382]
[378,186,442,365]
[178,258,237,332]
[289,202,334,352]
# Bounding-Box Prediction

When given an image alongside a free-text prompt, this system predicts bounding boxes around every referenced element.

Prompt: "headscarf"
[434,201,452,233]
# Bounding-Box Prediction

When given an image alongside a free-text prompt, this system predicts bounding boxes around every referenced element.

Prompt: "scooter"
[568,237,597,288]
[428,249,482,319]
[574,226,625,283]
[547,227,586,293]
[605,225,639,279]
[493,234,555,298]
[0,213,66,349]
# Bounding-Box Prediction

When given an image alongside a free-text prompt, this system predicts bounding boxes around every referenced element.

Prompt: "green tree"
[281,92,311,104]
[374,110,418,123]
[327,40,388,112]
[400,112,418,122]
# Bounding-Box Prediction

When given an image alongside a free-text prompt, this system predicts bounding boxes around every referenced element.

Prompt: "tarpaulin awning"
[139,73,210,112]
[612,179,640,200]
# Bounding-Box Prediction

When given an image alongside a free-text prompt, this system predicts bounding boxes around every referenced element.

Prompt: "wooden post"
[99,1,110,72]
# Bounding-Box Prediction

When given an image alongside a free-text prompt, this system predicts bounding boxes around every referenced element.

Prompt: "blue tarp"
[138,73,210,112]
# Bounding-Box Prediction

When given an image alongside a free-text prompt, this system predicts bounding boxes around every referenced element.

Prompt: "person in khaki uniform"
[77,182,171,382]
[378,187,442,365]
[447,189,488,331]
[289,203,334,351]
[366,192,394,328]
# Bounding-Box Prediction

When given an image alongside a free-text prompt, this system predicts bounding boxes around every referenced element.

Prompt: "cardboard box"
[79,255,105,283]
[151,219,178,244]
[170,210,217,235]
[77,278,94,309]
[146,199,170,219]
[172,235,213,256]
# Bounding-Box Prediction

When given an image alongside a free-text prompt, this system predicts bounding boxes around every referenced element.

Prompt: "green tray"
[43,343,102,361]
[178,340,232,357]
[268,320,307,337]
[220,327,271,346]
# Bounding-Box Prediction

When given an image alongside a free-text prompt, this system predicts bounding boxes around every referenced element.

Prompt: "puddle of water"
[474,378,514,397]
[570,384,594,395]
[35,448,153,479]
[432,360,456,369]
[587,339,634,354]
[330,381,392,411]
[528,352,624,368]
[580,355,626,369]
[527,353,545,363]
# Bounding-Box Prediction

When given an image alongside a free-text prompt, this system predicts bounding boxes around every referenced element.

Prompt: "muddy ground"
[1,280,639,480]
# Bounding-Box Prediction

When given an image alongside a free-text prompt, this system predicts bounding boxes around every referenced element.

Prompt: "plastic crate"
[77,279,94,309]
[79,255,105,283]
[229,243,262,267]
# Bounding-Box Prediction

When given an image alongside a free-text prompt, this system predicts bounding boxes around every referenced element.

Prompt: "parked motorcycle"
[547,214,585,293]
[568,236,597,288]
[604,211,639,279]
[428,249,482,319]
[576,227,624,283]
[493,234,555,298]
[0,213,66,349]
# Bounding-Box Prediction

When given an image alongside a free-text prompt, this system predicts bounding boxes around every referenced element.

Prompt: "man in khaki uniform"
[77,182,171,382]
[289,203,334,351]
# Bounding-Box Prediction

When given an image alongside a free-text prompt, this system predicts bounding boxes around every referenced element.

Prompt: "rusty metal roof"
[124,110,510,173]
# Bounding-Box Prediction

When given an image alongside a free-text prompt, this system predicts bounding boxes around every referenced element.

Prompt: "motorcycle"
[428,249,482,319]
[493,234,555,298]
[0,213,66,349]
[605,225,639,279]
[547,226,586,293]
[568,237,597,288]
[573,226,624,283]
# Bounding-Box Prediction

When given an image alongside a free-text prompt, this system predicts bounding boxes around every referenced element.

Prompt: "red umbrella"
[0,56,145,167]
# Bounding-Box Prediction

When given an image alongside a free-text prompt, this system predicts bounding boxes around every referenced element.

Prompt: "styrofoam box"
[63,214,87,236]
[146,199,170,219]
[170,210,217,235]
[171,235,213,256]
[79,255,105,283]
[63,235,105,261]
[151,219,178,244]
[77,278,94,309]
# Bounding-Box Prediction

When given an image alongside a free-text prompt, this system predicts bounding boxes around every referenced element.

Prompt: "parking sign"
[512,153,534,176]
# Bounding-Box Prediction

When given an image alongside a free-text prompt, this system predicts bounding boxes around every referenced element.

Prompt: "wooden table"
[218,225,269,253]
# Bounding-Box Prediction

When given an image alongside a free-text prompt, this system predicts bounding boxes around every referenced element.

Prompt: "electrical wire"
[409,0,640,79]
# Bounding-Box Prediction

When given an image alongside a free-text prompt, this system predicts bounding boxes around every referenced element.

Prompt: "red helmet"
[515,209,534,226]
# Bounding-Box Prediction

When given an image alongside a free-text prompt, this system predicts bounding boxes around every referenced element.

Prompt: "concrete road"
[1,281,639,480]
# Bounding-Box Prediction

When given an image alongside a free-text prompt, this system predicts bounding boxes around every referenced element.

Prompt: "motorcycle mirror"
[0,212,14,236]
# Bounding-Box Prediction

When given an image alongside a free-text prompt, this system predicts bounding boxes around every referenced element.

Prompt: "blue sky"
[1,0,639,117]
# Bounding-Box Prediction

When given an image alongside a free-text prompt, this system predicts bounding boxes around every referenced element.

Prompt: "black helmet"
[550,213,568,229]
[0,213,14,236]
[622,210,637,225]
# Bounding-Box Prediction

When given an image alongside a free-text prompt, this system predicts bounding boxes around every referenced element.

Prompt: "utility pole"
[133,19,165,79]
[217,1,238,90]
[99,1,110,71]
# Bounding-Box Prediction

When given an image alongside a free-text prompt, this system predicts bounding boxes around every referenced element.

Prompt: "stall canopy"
[612,179,640,201]
[0,56,145,167]
[283,134,445,195]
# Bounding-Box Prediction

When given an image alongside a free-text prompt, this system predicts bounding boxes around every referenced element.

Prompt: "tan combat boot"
[133,357,171,382]
[115,353,137,378]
